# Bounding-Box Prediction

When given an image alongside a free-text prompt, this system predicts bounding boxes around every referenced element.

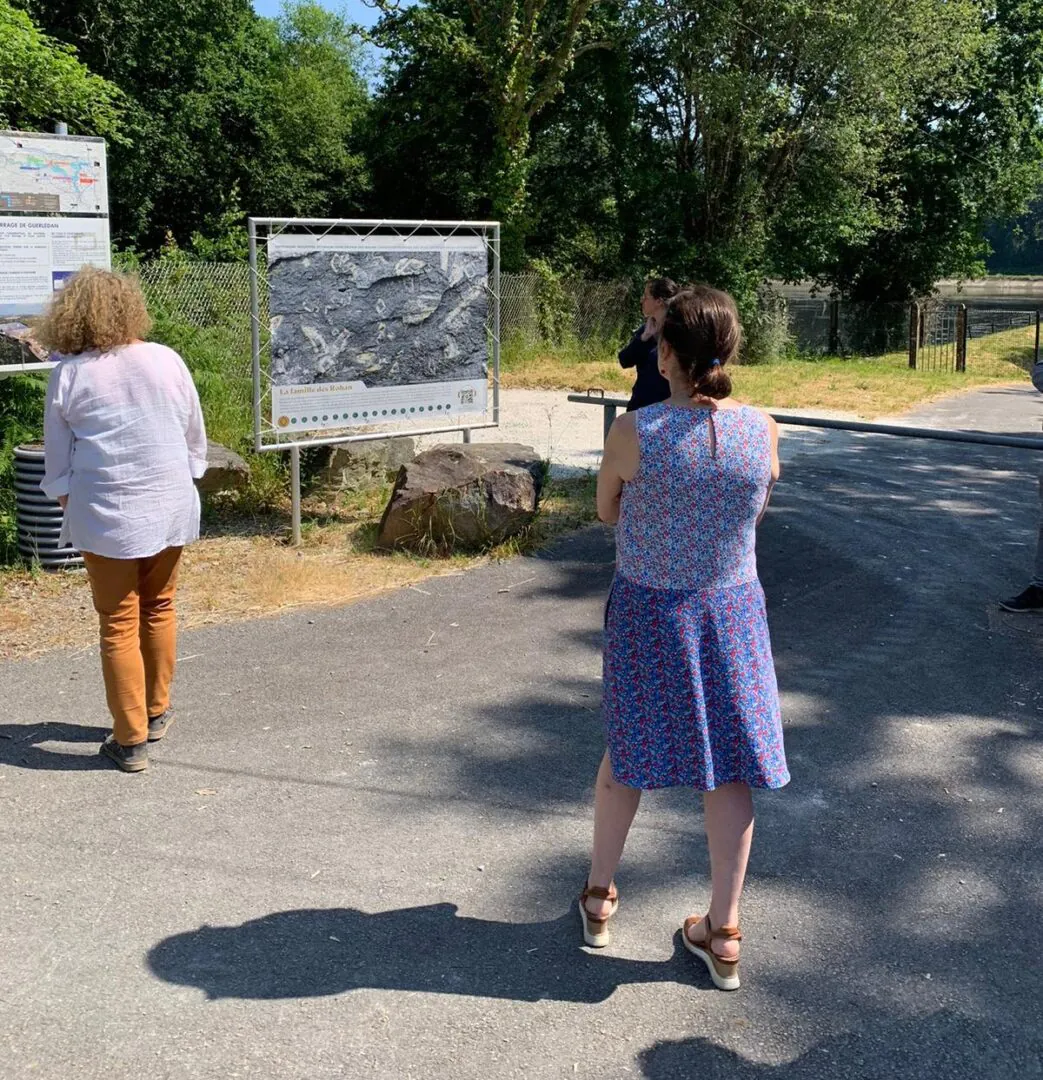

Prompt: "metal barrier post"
[1036,310,1041,367]
[290,445,302,547]
[955,305,968,373]
[603,403,618,442]
[909,303,920,369]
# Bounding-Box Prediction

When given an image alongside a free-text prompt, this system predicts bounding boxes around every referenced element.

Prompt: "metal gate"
[967,307,1040,373]
[911,302,1041,373]
[910,302,964,372]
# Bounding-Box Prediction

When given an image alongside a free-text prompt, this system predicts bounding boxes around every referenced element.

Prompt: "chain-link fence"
[132,262,1039,371]
[138,261,252,328]
[785,296,909,357]
[967,307,1037,340]
[135,261,634,343]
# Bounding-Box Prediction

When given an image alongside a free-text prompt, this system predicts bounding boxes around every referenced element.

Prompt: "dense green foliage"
[0,0,122,133]
[18,0,368,250]
[8,0,1041,294]
[0,372,45,564]
[988,196,1043,274]
[368,0,601,267]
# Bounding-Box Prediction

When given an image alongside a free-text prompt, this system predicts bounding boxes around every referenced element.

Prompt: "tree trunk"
[488,124,532,271]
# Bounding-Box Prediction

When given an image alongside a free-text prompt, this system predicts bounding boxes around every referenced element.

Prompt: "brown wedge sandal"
[682,914,742,991]
[578,882,619,948]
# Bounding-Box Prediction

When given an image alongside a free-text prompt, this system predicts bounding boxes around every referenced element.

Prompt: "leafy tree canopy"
[0,0,122,135]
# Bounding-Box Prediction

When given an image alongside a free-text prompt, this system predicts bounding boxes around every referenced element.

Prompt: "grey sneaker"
[99,735,148,773]
[999,585,1043,613]
[147,709,175,742]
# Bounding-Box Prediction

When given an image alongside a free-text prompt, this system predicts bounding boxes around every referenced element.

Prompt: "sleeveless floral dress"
[602,402,789,790]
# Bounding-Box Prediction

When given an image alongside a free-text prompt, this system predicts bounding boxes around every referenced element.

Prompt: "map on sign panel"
[0,132,108,215]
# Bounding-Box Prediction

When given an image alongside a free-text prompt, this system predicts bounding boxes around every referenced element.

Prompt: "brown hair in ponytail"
[645,276,679,303]
[658,285,742,400]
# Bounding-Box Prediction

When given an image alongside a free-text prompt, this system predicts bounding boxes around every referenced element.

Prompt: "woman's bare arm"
[597,413,639,524]
[757,413,780,525]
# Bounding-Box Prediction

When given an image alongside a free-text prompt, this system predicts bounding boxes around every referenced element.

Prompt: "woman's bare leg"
[586,750,642,917]
[690,782,754,960]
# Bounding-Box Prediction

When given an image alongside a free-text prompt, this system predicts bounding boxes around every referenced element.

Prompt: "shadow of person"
[0,723,111,771]
[148,905,696,1004]
[638,1010,1043,1079]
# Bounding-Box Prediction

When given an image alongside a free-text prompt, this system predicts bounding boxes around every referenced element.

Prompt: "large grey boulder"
[377,443,546,552]
[199,442,251,494]
[319,437,415,491]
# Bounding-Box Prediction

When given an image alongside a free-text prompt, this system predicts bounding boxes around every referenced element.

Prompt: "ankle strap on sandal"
[706,915,742,943]
[582,883,617,902]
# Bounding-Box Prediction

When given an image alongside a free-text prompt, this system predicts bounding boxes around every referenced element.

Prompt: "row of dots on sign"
[288,404,454,425]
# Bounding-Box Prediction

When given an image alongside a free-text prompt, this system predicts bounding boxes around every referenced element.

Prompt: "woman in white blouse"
[39,268,208,773]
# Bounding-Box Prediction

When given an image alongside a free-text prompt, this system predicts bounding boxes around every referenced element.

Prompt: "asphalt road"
[1,387,1042,1079]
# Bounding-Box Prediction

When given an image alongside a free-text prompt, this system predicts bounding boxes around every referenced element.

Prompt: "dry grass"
[501,324,1034,418]
[0,474,598,660]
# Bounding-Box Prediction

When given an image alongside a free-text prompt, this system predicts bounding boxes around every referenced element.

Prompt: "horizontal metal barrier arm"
[768,413,1043,451]
[567,394,629,407]
[566,394,1043,452]
[0,361,57,378]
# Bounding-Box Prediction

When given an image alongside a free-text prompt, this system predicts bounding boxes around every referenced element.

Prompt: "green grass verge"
[500,324,1034,417]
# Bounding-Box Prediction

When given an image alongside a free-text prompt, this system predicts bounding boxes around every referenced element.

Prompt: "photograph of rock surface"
[268,246,488,387]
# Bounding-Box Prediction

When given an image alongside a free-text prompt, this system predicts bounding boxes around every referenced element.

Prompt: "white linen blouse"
[42,341,208,559]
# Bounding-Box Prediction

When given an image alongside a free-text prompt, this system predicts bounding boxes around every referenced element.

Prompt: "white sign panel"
[0,131,108,215]
[267,232,490,434]
[271,378,487,435]
[0,216,111,317]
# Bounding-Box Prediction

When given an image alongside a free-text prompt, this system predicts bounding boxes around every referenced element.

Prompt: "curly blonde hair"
[36,267,152,355]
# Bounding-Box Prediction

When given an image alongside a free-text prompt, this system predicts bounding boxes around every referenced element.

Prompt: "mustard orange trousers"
[82,547,183,746]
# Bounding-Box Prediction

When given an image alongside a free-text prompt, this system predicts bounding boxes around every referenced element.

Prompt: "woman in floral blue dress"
[579,286,789,991]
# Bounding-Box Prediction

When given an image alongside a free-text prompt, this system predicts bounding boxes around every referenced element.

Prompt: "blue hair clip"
[710,358,722,367]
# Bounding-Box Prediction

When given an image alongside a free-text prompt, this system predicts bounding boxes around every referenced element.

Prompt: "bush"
[148,311,287,514]
[0,372,46,564]
[744,287,792,364]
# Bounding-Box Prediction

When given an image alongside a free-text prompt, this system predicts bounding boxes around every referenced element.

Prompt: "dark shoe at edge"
[999,585,1043,613]
[99,735,148,773]
[147,709,174,742]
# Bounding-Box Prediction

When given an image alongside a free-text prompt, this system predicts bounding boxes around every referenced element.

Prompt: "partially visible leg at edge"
[1032,475,1043,587]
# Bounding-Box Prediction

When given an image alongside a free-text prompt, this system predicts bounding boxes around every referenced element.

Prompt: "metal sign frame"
[248,217,502,455]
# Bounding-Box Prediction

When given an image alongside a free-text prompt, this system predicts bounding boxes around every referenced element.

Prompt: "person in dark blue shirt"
[618,277,679,411]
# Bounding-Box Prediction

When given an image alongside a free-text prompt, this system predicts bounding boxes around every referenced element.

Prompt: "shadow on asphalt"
[360,434,1043,1065]
[0,722,110,770]
[638,1011,1043,1079]
[141,432,1043,1069]
[148,907,707,1003]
